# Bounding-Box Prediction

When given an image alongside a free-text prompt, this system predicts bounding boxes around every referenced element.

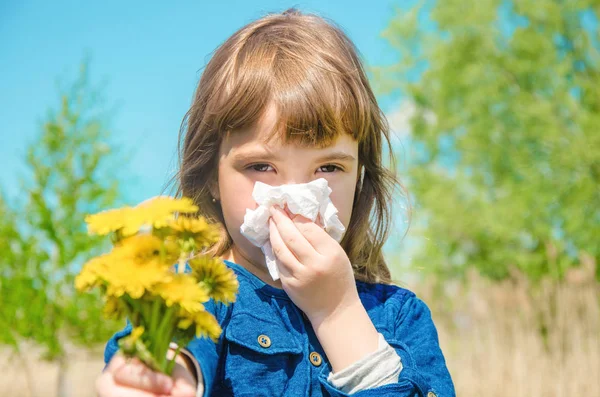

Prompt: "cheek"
[217,170,258,231]
[328,180,356,229]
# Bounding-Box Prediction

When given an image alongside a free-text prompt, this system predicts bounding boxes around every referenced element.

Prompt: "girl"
[96,7,455,397]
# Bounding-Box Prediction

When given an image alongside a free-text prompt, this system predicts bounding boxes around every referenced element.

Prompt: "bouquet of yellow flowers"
[75,196,238,375]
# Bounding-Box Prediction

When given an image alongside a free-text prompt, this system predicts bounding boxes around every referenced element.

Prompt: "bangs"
[205,18,372,148]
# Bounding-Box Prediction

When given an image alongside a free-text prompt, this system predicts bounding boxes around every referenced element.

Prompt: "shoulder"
[356,279,416,312]
[357,281,455,395]
[356,280,435,333]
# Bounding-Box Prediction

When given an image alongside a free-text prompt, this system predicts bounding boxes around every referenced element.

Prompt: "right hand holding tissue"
[239,178,346,281]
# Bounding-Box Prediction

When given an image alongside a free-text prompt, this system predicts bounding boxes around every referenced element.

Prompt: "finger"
[275,259,294,280]
[266,237,294,280]
[113,357,173,394]
[269,206,316,262]
[267,241,294,281]
[269,217,302,275]
[283,204,294,218]
[316,213,324,228]
[106,352,127,372]
[290,213,333,255]
[96,371,165,397]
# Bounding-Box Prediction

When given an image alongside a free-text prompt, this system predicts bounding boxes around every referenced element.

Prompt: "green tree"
[0,58,128,397]
[375,0,600,282]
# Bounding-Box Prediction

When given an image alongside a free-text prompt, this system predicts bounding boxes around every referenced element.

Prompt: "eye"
[318,164,342,173]
[248,163,274,172]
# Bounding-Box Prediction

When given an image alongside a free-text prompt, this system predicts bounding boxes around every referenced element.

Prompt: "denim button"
[427,392,437,397]
[309,352,322,366]
[258,334,271,348]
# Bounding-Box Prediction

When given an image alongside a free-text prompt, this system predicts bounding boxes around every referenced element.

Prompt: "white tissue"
[239,178,346,280]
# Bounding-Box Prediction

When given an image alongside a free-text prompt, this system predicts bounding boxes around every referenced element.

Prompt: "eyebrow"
[314,151,356,163]
[230,149,282,163]
[231,149,356,164]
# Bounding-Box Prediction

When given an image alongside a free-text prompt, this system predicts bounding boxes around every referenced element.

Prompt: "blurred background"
[1,0,598,396]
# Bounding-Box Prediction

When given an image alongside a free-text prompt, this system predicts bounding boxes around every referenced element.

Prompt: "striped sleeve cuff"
[326,333,402,394]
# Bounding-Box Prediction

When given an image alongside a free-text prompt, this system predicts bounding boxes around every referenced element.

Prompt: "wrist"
[308,295,362,329]
[309,298,379,373]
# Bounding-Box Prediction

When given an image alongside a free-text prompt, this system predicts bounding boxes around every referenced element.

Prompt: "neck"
[222,245,284,290]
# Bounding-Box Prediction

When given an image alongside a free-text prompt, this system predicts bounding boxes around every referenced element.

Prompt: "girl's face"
[214,103,360,270]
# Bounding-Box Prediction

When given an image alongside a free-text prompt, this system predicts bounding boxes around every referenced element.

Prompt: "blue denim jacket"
[104,259,455,396]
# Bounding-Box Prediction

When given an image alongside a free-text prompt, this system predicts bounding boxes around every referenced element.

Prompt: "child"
[96,7,455,397]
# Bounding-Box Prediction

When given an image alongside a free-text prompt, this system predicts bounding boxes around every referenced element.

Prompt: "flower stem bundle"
[75,196,238,375]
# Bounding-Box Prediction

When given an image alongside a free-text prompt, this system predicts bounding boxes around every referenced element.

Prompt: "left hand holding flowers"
[268,205,360,325]
[97,352,197,397]
[76,196,239,376]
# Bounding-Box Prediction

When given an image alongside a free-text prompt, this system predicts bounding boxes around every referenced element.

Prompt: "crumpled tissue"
[239,178,346,280]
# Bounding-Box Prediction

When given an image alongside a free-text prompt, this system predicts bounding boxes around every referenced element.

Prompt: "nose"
[279,172,313,186]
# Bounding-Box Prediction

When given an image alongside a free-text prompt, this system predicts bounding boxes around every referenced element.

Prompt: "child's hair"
[170,8,408,284]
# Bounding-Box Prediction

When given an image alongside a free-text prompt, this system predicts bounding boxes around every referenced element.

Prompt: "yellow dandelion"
[85,207,133,236]
[85,205,152,237]
[85,196,199,237]
[119,326,147,358]
[152,274,209,313]
[133,196,200,231]
[118,207,155,236]
[189,256,239,304]
[138,196,199,216]
[168,216,221,251]
[98,235,174,298]
[75,256,108,292]
[113,234,179,265]
[104,257,172,299]
[76,230,181,300]
[178,310,222,342]
[130,326,145,343]
[102,295,124,319]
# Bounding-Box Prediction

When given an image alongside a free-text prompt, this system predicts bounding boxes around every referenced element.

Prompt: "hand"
[268,205,360,325]
[96,352,198,397]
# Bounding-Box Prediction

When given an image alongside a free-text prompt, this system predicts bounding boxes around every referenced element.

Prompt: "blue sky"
[1,0,407,203]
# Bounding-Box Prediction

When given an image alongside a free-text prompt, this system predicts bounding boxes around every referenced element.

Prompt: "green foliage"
[377,0,600,282]
[0,59,127,360]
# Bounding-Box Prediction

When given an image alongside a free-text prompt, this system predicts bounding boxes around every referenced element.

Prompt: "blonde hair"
[169,8,407,284]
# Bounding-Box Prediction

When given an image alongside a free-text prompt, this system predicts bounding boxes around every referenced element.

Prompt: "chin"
[232,235,266,264]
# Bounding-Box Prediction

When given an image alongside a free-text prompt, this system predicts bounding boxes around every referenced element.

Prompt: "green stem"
[141,301,152,327]
[155,305,176,372]
[124,295,143,325]
[165,344,183,376]
[134,339,161,372]
[149,299,161,338]
[145,299,159,360]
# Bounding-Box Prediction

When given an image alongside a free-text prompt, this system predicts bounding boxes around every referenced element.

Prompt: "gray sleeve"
[326,333,402,394]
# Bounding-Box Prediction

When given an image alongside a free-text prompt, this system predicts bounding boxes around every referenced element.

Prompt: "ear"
[207,168,220,201]
[209,180,220,201]
[356,163,364,185]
